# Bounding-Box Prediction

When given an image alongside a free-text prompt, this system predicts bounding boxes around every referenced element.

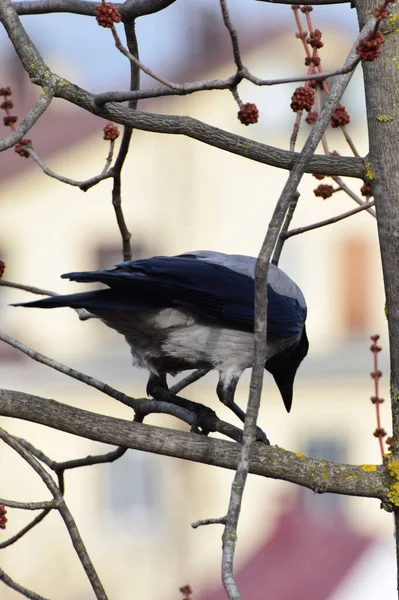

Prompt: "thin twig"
[0,509,51,549]
[26,147,114,190]
[0,85,54,152]
[94,62,359,105]
[110,24,176,90]
[290,111,303,152]
[169,370,210,395]
[0,568,50,600]
[191,516,227,529]
[0,279,59,297]
[370,334,385,457]
[111,126,133,261]
[108,19,139,262]
[272,191,300,265]
[341,124,361,157]
[0,329,141,410]
[332,175,376,217]
[0,498,56,510]
[0,279,96,321]
[282,200,375,239]
[17,437,128,472]
[0,428,109,600]
[219,0,244,70]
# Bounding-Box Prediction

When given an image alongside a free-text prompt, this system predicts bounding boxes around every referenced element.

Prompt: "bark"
[356,0,399,593]
[0,389,388,500]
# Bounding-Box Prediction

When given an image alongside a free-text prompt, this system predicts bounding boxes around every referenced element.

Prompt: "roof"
[201,501,371,600]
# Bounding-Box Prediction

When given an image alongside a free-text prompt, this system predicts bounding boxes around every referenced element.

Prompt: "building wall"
[0,28,393,600]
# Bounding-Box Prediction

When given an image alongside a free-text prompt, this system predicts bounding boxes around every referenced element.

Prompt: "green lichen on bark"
[387,460,399,506]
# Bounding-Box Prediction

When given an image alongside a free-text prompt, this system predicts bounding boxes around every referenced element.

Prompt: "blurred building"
[0,12,394,600]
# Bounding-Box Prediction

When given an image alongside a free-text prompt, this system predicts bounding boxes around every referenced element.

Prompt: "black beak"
[265,327,309,413]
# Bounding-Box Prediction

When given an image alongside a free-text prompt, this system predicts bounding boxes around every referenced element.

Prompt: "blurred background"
[0,1,394,599]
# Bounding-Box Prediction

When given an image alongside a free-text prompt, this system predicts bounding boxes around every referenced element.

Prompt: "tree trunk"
[356,0,399,591]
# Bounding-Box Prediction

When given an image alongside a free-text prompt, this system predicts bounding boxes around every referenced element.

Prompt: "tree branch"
[0,509,51,549]
[255,0,351,5]
[220,18,375,599]
[26,146,114,189]
[0,330,245,443]
[0,427,109,600]
[0,279,96,321]
[0,498,56,510]
[13,0,177,18]
[332,175,376,217]
[219,0,244,71]
[0,389,387,500]
[94,63,358,105]
[0,567,50,600]
[16,437,128,472]
[0,0,364,179]
[271,191,299,265]
[169,369,210,395]
[282,199,375,239]
[108,18,140,262]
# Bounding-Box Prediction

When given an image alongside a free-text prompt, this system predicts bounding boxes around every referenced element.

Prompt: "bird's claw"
[255,426,270,445]
[190,407,218,436]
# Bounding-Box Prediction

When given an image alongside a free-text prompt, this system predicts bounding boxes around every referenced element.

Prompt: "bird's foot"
[255,426,269,445]
[147,373,218,435]
[190,406,218,436]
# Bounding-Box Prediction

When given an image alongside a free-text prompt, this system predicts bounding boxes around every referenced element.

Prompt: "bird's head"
[265,326,309,412]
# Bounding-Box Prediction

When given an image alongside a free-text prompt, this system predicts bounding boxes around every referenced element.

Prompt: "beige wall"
[0,29,392,600]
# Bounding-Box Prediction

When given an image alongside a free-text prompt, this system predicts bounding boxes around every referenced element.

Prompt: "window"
[103,449,164,537]
[300,437,345,520]
[340,237,371,335]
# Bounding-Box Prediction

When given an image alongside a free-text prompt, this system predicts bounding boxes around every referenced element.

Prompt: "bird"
[14,250,308,433]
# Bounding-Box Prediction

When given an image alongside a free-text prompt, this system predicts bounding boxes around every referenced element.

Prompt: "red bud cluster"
[3,114,17,127]
[374,427,387,438]
[0,505,7,530]
[361,183,372,197]
[179,585,192,600]
[237,103,259,126]
[375,4,390,20]
[369,334,388,455]
[307,29,323,49]
[290,86,314,112]
[1,86,33,158]
[15,138,32,158]
[331,104,350,128]
[95,2,121,27]
[305,110,318,124]
[305,56,321,67]
[103,122,120,141]
[356,31,385,61]
[314,184,334,199]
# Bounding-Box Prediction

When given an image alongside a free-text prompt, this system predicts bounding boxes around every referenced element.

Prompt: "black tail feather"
[12,289,166,312]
